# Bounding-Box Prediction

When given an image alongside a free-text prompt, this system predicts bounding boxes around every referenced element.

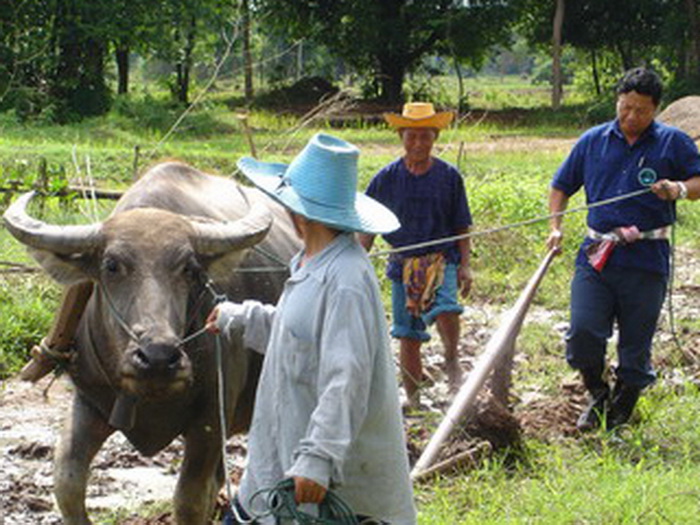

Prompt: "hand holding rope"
[246,478,362,525]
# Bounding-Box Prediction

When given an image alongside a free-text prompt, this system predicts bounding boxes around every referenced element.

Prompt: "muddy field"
[1,248,698,524]
[0,309,562,524]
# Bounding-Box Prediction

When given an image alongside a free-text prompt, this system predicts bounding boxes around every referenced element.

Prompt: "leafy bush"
[584,94,616,124]
[0,276,58,379]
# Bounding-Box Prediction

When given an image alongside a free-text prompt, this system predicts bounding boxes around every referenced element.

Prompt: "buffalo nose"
[133,343,183,372]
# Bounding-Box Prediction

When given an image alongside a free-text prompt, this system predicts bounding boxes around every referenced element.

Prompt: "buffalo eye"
[183,259,202,281]
[103,257,119,275]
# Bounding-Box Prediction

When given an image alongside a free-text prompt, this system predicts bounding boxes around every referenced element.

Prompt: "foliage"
[0,159,70,198]
[146,0,239,104]
[0,0,56,117]
[516,0,700,95]
[0,275,59,378]
[255,0,516,102]
[3,0,700,119]
[0,0,239,122]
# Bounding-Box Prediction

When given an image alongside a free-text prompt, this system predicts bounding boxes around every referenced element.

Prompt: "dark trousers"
[566,264,667,388]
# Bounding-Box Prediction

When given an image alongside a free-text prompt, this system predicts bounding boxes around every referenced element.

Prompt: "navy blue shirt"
[366,157,472,280]
[552,119,700,275]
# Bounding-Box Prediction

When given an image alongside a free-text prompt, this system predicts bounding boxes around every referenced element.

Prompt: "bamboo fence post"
[237,113,257,159]
[37,157,48,215]
[133,145,141,180]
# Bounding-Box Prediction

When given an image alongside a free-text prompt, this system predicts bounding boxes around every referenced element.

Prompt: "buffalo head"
[3,191,272,399]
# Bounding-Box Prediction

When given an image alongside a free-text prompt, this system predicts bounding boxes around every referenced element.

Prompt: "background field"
[1,77,700,524]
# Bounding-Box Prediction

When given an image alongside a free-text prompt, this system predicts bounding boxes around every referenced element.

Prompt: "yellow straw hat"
[383,102,454,129]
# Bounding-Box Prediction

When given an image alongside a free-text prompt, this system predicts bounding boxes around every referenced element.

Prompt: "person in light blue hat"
[206,133,417,524]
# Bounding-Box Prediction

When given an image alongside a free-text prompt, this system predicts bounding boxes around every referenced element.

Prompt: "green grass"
[418,385,700,524]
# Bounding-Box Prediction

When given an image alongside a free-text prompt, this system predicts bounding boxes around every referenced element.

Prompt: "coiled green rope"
[248,478,361,524]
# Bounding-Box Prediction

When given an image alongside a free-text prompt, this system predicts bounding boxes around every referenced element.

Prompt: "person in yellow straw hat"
[359,102,473,409]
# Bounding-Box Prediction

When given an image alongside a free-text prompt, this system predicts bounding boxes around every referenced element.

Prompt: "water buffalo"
[3,161,301,524]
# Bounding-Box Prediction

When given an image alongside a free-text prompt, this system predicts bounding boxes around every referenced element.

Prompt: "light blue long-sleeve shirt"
[218,233,416,524]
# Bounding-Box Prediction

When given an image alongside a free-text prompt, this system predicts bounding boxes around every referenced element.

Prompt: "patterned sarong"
[402,253,445,316]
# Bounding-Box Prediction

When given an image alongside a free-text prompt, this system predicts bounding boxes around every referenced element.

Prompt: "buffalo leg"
[54,394,114,525]
[174,430,225,524]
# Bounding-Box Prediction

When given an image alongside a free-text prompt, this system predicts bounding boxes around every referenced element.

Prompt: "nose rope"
[101,276,225,349]
[99,283,143,345]
[180,285,213,347]
[180,325,210,345]
[197,273,241,520]
[180,277,229,348]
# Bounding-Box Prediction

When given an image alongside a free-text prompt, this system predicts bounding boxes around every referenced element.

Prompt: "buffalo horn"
[3,191,103,254]
[189,199,272,256]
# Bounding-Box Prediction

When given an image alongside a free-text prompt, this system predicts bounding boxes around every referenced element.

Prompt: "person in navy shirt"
[547,68,700,431]
[360,102,473,409]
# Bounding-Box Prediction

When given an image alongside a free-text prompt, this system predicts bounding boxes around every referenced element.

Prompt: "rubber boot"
[576,367,610,432]
[606,380,641,430]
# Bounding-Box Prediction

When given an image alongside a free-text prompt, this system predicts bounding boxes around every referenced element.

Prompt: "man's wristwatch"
[677,181,689,200]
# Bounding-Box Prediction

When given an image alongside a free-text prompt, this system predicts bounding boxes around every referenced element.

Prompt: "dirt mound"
[253,76,339,109]
[657,96,700,140]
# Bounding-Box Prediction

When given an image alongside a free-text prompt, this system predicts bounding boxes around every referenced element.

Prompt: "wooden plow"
[411,249,558,481]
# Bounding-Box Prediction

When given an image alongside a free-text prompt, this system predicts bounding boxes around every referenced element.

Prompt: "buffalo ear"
[28,248,97,285]
[199,250,249,284]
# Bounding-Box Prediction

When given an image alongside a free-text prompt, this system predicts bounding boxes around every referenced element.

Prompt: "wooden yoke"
[20,281,94,382]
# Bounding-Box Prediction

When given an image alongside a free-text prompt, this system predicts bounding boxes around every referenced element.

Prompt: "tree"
[255,0,515,103]
[685,0,700,84]
[50,0,115,122]
[0,0,54,111]
[241,0,254,101]
[518,0,672,91]
[551,0,564,109]
[660,0,700,93]
[147,0,238,105]
[0,0,112,121]
[107,0,154,95]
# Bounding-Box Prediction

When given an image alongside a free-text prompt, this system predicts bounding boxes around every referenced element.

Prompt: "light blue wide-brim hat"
[237,133,400,235]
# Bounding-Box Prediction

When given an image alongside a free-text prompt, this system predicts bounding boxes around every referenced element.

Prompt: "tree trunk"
[452,52,465,114]
[378,57,405,104]
[242,0,254,102]
[51,0,110,121]
[377,0,405,103]
[617,43,633,71]
[296,40,303,81]
[116,45,129,95]
[551,0,565,110]
[685,0,700,85]
[175,63,187,104]
[175,14,196,105]
[590,49,601,96]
